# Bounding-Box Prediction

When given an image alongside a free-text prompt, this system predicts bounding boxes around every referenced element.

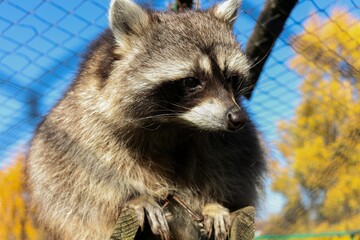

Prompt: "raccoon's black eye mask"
[143,78,205,115]
[227,75,246,96]
[181,77,202,90]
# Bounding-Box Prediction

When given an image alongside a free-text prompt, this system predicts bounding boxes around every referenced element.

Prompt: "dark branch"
[177,0,193,10]
[171,0,193,11]
[244,0,298,99]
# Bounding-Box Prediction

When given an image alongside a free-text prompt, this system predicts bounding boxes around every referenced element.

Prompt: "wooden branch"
[172,0,193,11]
[177,0,193,10]
[244,0,298,99]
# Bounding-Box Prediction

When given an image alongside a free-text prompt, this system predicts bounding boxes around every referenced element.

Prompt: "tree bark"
[173,0,193,11]
[177,0,193,10]
[244,0,298,99]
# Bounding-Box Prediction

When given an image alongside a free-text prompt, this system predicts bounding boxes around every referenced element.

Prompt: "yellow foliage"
[268,8,360,236]
[291,9,360,82]
[0,154,41,240]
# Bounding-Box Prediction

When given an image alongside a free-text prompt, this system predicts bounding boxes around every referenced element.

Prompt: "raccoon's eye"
[182,77,201,89]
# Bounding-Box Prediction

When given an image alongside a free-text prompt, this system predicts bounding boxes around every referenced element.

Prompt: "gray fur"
[27,0,266,239]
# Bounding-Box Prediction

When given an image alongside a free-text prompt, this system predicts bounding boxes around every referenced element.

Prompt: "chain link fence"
[1,0,359,236]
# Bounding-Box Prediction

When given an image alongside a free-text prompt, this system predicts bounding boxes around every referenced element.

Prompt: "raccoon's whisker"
[247,40,276,71]
[139,122,162,131]
[144,101,192,113]
[238,79,281,96]
[236,77,246,95]
[145,100,182,113]
[127,113,179,122]
[167,103,193,111]
[130,116,172,122]
[239,84,256,95]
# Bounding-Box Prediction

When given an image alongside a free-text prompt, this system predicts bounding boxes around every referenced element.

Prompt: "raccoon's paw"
[125,195,170,240]
[202,203,230,240]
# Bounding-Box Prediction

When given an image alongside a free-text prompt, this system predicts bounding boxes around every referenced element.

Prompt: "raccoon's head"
[107,0,250,132]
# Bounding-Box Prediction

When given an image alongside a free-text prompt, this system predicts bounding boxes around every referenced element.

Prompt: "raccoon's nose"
[227,108,247,131]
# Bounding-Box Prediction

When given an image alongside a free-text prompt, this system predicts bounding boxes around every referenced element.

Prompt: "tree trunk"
[244,0,298,99]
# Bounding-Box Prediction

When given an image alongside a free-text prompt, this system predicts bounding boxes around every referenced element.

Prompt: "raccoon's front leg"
[202,203,231,240]
[125,195,170,240]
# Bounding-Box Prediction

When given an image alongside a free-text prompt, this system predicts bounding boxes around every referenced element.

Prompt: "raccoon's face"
[108,0,250,131]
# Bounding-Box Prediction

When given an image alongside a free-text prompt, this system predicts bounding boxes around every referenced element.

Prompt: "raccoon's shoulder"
[74,29,120,89]
[31,30,119,139]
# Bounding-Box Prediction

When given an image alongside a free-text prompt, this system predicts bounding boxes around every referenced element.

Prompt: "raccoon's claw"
[125,196,170,240]
[202,203,230,240]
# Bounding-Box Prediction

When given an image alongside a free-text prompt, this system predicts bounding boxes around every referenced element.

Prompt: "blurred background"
[0,0,359,239]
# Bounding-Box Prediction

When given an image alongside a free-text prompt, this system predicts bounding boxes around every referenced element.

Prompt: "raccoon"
[27,0,266,239]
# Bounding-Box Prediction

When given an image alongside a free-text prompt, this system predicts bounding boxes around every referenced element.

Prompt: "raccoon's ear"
[210,0,242,27]
[109,0,149,45]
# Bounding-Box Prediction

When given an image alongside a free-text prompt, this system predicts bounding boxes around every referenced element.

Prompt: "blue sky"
[0,0,358,217]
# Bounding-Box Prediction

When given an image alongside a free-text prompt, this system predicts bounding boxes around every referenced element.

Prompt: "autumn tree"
[0,154,41,240]
[265,9,360,234]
